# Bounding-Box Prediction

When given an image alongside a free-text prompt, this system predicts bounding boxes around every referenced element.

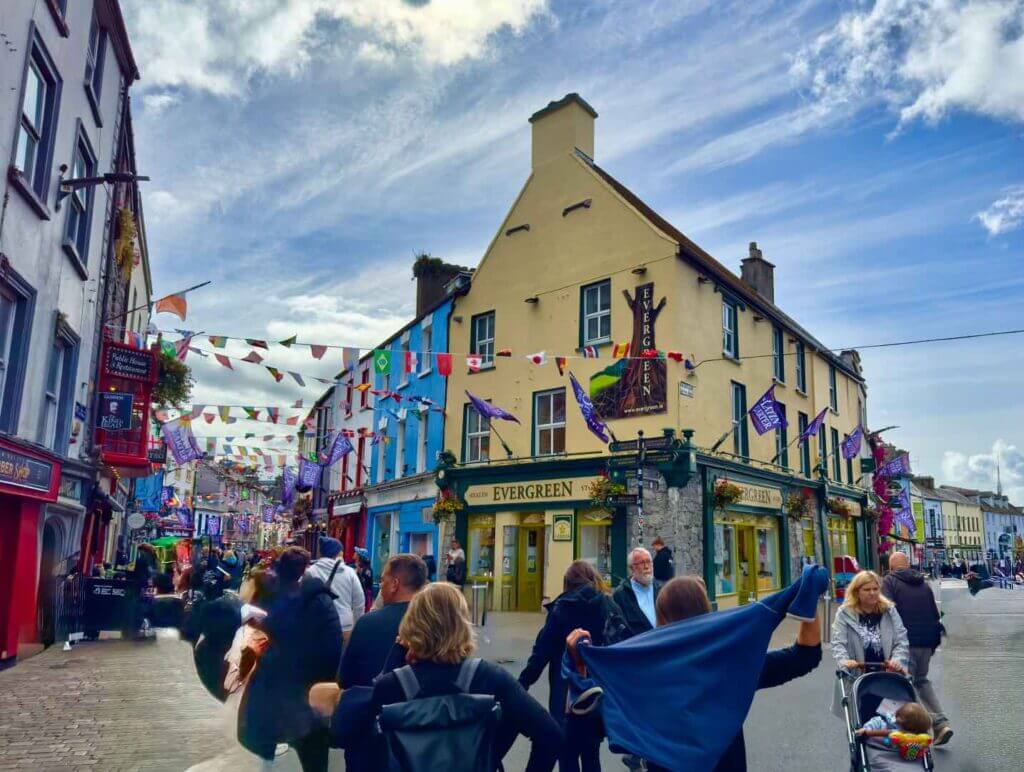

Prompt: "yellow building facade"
[439,94,870,610]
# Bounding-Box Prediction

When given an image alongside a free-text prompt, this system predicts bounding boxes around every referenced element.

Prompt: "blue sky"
[123,0,1024,498]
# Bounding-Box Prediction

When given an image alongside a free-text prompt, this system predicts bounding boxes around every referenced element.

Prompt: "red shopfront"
[328,491,366,563]
[0,437,61,665]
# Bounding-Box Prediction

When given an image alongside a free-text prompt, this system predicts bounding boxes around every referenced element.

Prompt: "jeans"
[908,647,948,728]
[559,714,603,772]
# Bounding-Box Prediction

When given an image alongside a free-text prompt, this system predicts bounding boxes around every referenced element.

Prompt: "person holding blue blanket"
[565,565,829,771]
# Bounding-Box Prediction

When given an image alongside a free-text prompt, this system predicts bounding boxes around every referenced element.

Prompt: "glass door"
[517,526,544,611]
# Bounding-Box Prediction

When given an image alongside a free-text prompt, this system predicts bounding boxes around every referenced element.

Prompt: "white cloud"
[942,439,1024,502]
[793,0,1024,128]
[975,185,1024,234]
[122,0,550,96]
[141,92,180,115]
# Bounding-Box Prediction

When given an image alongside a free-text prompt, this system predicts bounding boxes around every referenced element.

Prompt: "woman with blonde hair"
[830,569,910,717]
[336,582,561,770]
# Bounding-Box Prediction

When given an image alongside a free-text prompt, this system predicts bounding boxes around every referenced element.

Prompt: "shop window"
[578,514,612,584]
[731,382,748,458]
[755,527,780,594]
[801,519,816,564]
[798,412,810,476]
[470,311,495,368]
[463,403,490,462]
[580,279,611,346]
[534,388,566,456]
[714,522,737,596]
[469,520,495,577]
[12,29,62,213]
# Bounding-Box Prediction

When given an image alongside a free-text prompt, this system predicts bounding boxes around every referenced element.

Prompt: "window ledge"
[772,377,786,388]
[62,239,89,280]
[722,353,742,366]
[84,83,104,128]
[7,167,51,220]
[45,0,70,37]
[795,388,808,397]
[830,408,839,416]
[418,369,432,378]
[580,338,612,351]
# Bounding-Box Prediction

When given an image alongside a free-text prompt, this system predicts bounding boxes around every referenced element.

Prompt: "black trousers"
[292,726,331,772]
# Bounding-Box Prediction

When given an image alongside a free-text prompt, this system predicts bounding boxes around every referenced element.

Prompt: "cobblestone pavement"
[1,580,1020,771]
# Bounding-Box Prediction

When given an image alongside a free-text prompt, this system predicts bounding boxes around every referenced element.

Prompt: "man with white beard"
[612,547,664,639]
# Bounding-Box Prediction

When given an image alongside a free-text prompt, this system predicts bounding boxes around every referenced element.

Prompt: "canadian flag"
[466,355,483,372]
[404,351,418,374]
[526,351,547,366]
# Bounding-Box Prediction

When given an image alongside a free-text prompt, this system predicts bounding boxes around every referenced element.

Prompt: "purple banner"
[163,418,203,464]
[262,505,275,523]
[207,515,221,536]
[748,386,786,435]
[320,433,354,467]
[891,487,914,535]
[465,390,520,423]
[877,453,911,479]
[282,466,296,507]
[569,373,609,443]
[841,426,863,460]
[798,408,828,443]
[175,508,192,528]
[298,458,323,487]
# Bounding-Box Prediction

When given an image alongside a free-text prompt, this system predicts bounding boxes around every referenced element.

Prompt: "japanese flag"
[526,351,547,366]
[404,351,418,374]
[466,355,483,372]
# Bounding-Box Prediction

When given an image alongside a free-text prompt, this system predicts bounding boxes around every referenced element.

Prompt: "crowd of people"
[129,534,957,771]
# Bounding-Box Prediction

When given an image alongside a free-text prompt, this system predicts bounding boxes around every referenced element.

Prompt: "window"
[795,341,806,392]
[829,365,838,411]
[775,403,788,469]
[534,389,566,456]
[63,126,97,275]
[731,382,748,457]
[798,412,811,476]
[399,335,410,387]
[581,280,611,346]
[395,417,406,479]
[831,428,842,480]
[12,32,62,211]
[417,412,429,473]
[41,317,78,454]
[772,326,784,382]
[0,270,36,433]
[45,0,70,37]
[722,300,738,358]
[359,367,369,408]
[341,451,349,492]
[377,426,387,483]
[420,325,432,375]
[355,438,366,486]
[470,311,495,367]
[818,425,827,475]
[845,436,854,484]
[345,380,353,416]
[464,404,490,462]
[84,14,107,125]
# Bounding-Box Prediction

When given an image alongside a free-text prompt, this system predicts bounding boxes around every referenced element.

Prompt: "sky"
[122,0,1024,500]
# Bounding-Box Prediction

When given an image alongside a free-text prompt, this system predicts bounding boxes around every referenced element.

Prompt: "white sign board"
[127,512,146,530]
[678,381,695,398]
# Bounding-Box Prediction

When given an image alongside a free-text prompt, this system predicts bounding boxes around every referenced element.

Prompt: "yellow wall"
[444,96,867,482]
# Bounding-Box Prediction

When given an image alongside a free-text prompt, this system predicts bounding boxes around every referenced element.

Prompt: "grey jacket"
[829,605,909,717]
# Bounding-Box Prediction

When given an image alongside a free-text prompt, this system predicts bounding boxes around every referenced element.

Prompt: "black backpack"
[378,658,502,772]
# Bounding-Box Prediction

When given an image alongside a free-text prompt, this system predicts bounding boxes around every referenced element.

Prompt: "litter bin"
[470,583,488,627]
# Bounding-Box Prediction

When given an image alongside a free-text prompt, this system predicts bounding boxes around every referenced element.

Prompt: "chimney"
[913,476,936,491]
[413,255,470,317]
[740,241,775,303]
[529,93,597,169]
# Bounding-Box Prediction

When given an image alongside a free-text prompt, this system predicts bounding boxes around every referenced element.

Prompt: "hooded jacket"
[518,585,626,720]
[881,568,942,649]
[306,557,365,632]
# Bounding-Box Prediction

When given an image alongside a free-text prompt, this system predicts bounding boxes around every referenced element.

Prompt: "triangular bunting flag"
[155,294,187,321]
[286,415,299,426]
[208,335,227,348]
[497,349,513,357]
[436,353,453,376]
[214,353,233,369]
[466,355,482,372]
[582,346,599,358]
[266,366,284,383]
[267,408,280,424]
[310,345,327,360]
[243,407,260,421]
[218,406,231,422]
[189,404,205,420]
[246,339,268,349]
[204,413,215,424]
[279,335,297,347]
[289,371,306,387]
[291,399,304,408]
[556,356,567,376]
[612,342,630,358]
[343,347,360,372]
[241,351,264,364]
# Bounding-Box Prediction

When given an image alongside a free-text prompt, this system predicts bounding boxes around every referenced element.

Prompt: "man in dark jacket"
[240,546,341,771]
[612,548,663,638]
[882,552,952,745]
[651,536,675,582]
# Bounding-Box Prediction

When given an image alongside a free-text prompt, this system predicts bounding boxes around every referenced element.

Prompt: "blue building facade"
[365,296,455,580]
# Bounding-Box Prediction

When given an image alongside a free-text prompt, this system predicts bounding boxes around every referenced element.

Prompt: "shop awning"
[333,501,363,517]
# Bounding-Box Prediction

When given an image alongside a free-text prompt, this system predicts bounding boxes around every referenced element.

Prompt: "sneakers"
[570,685,604,715]
[933,725,954,746]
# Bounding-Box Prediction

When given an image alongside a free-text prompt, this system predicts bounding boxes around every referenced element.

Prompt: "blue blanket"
[577,565,827,770]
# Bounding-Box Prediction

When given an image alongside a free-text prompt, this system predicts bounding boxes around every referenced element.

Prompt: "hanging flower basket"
[826,497,853,518]
[432,490,464,525]
[584,476,627,513]
[784,491,813,520]
[713,479,743,510]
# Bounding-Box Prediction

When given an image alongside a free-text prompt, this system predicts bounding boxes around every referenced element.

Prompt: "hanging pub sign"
[590,282,667,419]
[95,340,158,469]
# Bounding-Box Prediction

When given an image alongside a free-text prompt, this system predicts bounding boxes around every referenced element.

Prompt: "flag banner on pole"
[373,349,391,375]
[748,386,787,435]
[155,294,187,320]
[163,418,203,464]
[437,353,453,376]
[466,355,483,372]
[465,390,520,423]
[878,453,911,479]
[311,344,327,360]
[343,347,360,372]
[321,433,354,467]
[798,408,828,442]
[298,459,323,487]
[570,372,609,443]
[841,426,863,460]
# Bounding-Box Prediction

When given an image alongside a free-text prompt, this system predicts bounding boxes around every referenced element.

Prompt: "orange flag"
[154,294,187,320]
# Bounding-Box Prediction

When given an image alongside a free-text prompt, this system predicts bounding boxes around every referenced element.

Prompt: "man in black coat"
[651,536,675,582]
[612,547,663,638]
[882,552,952,745]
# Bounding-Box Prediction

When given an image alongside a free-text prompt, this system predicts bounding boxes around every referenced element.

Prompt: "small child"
[857,700,932,737]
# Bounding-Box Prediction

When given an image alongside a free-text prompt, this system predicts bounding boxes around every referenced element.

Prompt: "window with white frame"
[0,271,35,433]
[417,411,429,473]
[722,299,738,358]
[795,341,806,392]
[84,13,106,122]
[829,365,838,411]
[13,36,61,205]
[772,326,784,382]
[420,324,432,375]
[464,404,490,462]
[395,417,406,479]
[63,127,97,271]
[41,319,77,453]
[581,280,611,346]
[534,389,566,456]
[399,334,410,387]
[0,289,17,409]
[471,311,495,367]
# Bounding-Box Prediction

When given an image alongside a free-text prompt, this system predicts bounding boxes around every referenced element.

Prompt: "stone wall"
[625,467,703,576]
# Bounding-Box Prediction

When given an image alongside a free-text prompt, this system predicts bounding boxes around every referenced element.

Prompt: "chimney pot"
[740,242,775,303]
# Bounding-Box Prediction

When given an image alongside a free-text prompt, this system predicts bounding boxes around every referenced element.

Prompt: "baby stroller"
[837,666,936,771]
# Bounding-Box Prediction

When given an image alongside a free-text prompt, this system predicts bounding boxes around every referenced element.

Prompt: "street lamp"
[55,170,150,210]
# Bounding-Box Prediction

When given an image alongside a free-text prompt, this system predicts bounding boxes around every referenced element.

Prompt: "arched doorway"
[36,521,61,647]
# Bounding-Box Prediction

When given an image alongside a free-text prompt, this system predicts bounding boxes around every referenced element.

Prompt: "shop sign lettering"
[733,483,783,510]
[0,447,54,493]
[464,476,603,506]
[103,344,154,381]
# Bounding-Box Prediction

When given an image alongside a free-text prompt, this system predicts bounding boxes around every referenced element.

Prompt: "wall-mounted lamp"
[524,296,539,304]
[562,199,592,217]
[505,224,530,237]
[631,266,647,275]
